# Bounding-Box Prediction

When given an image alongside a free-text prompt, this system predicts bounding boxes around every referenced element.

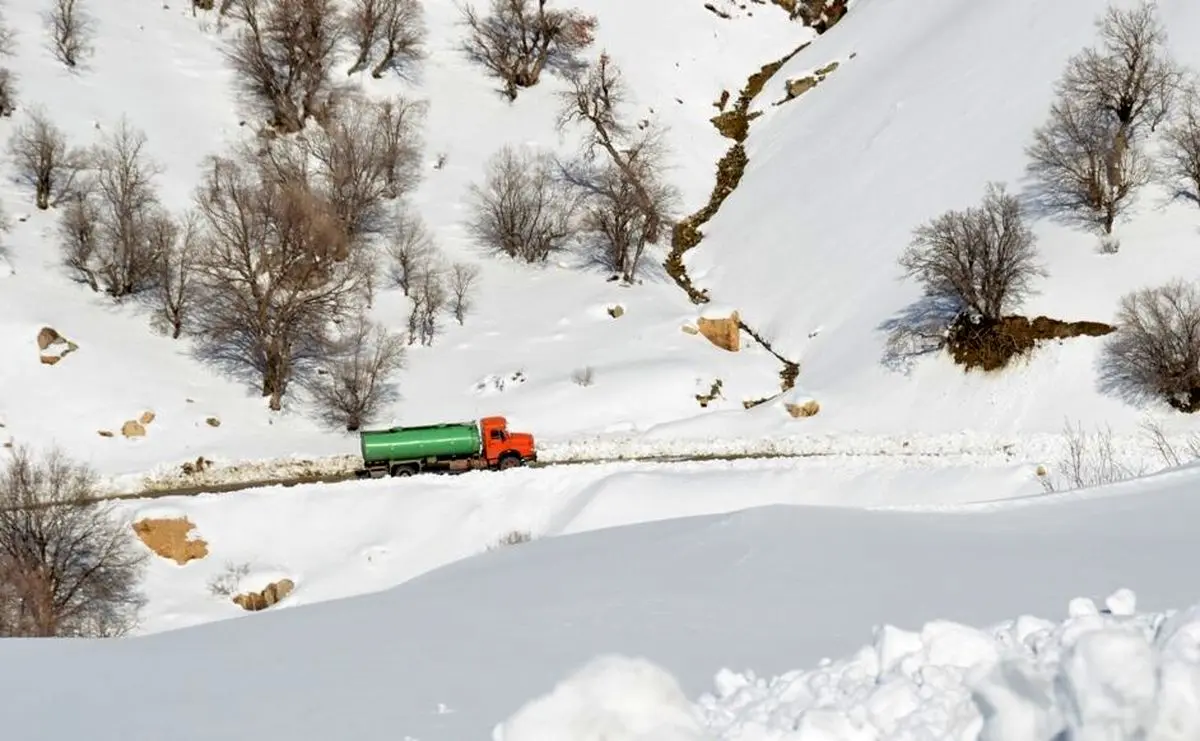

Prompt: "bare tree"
[0,7,16,56]
[1101,279,1200,413]
[346,0,425,78]
[309,315,405,430]
[301,94,426,242]
[0,446,147,638]
[61,120,166,298]
[386,205,436,295]
[1162,82,1200,205]
[459,0,596,100]
[406,265,446,345]
[899,182,1043,322]
[1026,95,1152,234]
[448,262,480,324]
[8,107,88,210]
[557,54,677,281]
[466,144,579,262]
[150,211,200,339]
[224,0,345,133]
[1060,1,1181,142]
[191,150,373,410]
[45,0,93,69]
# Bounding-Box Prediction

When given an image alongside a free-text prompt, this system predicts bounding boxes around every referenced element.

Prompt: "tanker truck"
[355,415,537,478]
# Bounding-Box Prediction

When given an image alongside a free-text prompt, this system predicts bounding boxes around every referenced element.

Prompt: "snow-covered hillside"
[684,0,1200,439]
[4,461,1200,741]
[0,0,814,483]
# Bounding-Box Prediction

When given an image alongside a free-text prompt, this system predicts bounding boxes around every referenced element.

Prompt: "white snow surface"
[5,464,1200,741]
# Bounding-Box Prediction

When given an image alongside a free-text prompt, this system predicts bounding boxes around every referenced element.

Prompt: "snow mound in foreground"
[500,589,1200,741]
[494,654,709,741]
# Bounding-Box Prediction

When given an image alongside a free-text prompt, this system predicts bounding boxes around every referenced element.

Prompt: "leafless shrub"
[45,0,93,68]
[301,94,426,242]
[487,529,532,550]
[459,0,596,100]
[1100,279,1200,413]
[571,366,593,387]
[466,145,580,263]
[1060,1,1181,142]
[309,315,405,431]
[1040,420,1140,493]
[150,211,200,339]
[0,446,147,637]
[0,7,16,56]
[206,560,252,597]
[7,107,89,210]
[1161,82,1200,205]
[1139,419,1200,470]
[224,0,345,133]
[1027,95,1152,235]
[346,0,425,78]
[190,149,373,410]
[61,119,166,298]
[898,182,1043,322]
[386,205,436,295]
[448,262,480,325]
[557,54,678,282]
[407,265,447,346]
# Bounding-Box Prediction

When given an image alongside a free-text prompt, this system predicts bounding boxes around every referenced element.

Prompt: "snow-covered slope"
[5,462,1200,741]
[686,0,1200,439]
[0,0,805,481]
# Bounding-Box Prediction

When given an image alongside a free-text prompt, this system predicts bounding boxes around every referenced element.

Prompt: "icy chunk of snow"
[1105,587,1137,617]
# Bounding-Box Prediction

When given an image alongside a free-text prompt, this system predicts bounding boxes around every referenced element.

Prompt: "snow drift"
[500,589,1200,741]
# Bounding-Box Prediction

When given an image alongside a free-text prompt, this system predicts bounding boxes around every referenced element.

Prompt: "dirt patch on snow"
[132,517,209,565]
[948,315,1116,372]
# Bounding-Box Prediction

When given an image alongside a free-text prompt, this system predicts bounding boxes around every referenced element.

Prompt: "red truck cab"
[479,416,537,469]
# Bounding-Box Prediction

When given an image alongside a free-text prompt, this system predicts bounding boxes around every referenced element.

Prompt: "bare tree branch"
[1161,81,1200,205]
[309,315,405,430]
[899,182,1043,322]
[448,262,480,324]
[150,210,200,339]
[1100,279,1200,413]
[7,107,89,210]
[459,0,596,100]
[346,0,425,79]
[45,0,93,69]
[224,0,345,133]
[466,144,580,262]
[191,148,374,410]
[0,446,147,637]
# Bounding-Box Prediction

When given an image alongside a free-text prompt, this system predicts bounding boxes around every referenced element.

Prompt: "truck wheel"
[390,464,416,477]
[498,455,522,471]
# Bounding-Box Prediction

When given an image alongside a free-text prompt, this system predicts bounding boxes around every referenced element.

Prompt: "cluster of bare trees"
[217,0,426,133]
[0,446,146,637]
[386,206,481,344]
[465,53,677,282]
[460,0,596,100]
[1026,1,1186,237]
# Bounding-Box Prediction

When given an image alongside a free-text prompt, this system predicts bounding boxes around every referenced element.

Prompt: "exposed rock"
[36,327,60,350]
[132,517,209,565]
[785,399,821,418]
[607,305,625,319]
[181,456,211,475]
[233,578,295,612]
[37,327,79,366]
[140,411,156,425]
[697,311,741,352]
[205,417,221,427]
[681,324,699,335]
[121,420,146,438]
[98,430,114,438]
[780,61,840,105]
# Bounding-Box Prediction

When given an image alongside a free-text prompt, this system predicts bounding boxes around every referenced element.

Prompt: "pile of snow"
[500,589,1200,741]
